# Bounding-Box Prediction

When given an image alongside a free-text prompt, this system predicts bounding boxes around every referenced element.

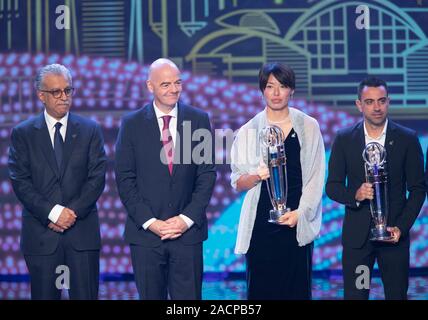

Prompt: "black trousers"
[24,235,100,300]
[130,240,203,300]
[342,239,410,300]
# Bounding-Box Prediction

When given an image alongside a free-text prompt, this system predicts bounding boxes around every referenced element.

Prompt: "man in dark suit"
[326,77,426,300]
[115,58,216,300]
[8,64,106,299]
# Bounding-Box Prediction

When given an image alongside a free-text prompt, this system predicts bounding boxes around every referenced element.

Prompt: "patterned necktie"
[161,115,174,175]
[54,122,64,169]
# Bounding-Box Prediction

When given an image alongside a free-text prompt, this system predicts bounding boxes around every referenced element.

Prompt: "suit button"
[168,203,173,208]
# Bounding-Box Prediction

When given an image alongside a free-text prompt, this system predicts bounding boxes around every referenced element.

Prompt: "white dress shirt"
[44,109,68,224]
[153,101,178,146]
[364,119,388,147]
[142,102,194,230]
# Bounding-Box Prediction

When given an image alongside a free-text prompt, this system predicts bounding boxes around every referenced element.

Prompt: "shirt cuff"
[179,214,194,228]
[142,218,157,230]
[48,204,65,224]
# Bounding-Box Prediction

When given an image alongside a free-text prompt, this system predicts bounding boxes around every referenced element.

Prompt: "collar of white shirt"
[153,101,178,120]
[44,109,69,131]
[363,118,388,141]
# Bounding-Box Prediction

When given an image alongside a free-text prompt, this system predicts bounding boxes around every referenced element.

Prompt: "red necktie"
[161,115,174,175]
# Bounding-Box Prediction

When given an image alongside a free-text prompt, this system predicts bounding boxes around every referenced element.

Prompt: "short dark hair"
[259,62,295,92]
[358,77,388,100]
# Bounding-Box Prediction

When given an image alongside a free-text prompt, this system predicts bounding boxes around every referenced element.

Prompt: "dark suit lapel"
[33,113,60,178]
[384,120,396,167]
[144,104,170,177]
[354,121,366,157]
[354,121,367,181]
[172,103,186,178]
[60,113,80,179]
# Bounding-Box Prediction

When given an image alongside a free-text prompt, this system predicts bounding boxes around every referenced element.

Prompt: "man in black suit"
[8,64,106,299]
[115,58,216,300]
[326,77,426,300]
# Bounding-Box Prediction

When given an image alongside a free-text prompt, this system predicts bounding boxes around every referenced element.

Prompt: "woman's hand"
[256,161,270,180]
[236,161,270,191]
[277,210,299,228]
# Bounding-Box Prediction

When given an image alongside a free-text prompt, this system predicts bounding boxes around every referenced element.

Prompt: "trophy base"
[268,208,291,224]
[369,227,393,242]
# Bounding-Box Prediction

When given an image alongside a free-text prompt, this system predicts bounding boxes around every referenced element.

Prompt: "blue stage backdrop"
[0,0,427,275]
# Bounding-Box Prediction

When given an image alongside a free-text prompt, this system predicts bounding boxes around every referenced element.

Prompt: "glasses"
[40,87,75,99]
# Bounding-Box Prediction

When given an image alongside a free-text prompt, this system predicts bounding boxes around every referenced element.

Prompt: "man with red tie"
[115,59,216,299]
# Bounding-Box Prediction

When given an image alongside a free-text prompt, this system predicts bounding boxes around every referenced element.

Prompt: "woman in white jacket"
[230,62,325,300]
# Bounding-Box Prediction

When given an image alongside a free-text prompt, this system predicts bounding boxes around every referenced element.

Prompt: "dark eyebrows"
[363,97,388,103]
[266,81,284,86]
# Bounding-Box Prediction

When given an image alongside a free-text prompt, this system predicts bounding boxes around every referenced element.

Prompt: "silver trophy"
[362,142,392,241]
[259,125,290,224]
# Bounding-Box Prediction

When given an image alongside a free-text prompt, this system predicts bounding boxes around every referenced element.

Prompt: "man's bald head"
[148,58,180,81]
[146,58,182,113]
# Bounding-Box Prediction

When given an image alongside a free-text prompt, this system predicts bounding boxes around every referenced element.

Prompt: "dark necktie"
[54,122,64,169]
[161,115,174,175]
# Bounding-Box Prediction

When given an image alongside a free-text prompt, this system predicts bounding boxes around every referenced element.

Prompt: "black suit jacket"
[8,113,106,255]
[326,120,426,249]
[115,102,216,247]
